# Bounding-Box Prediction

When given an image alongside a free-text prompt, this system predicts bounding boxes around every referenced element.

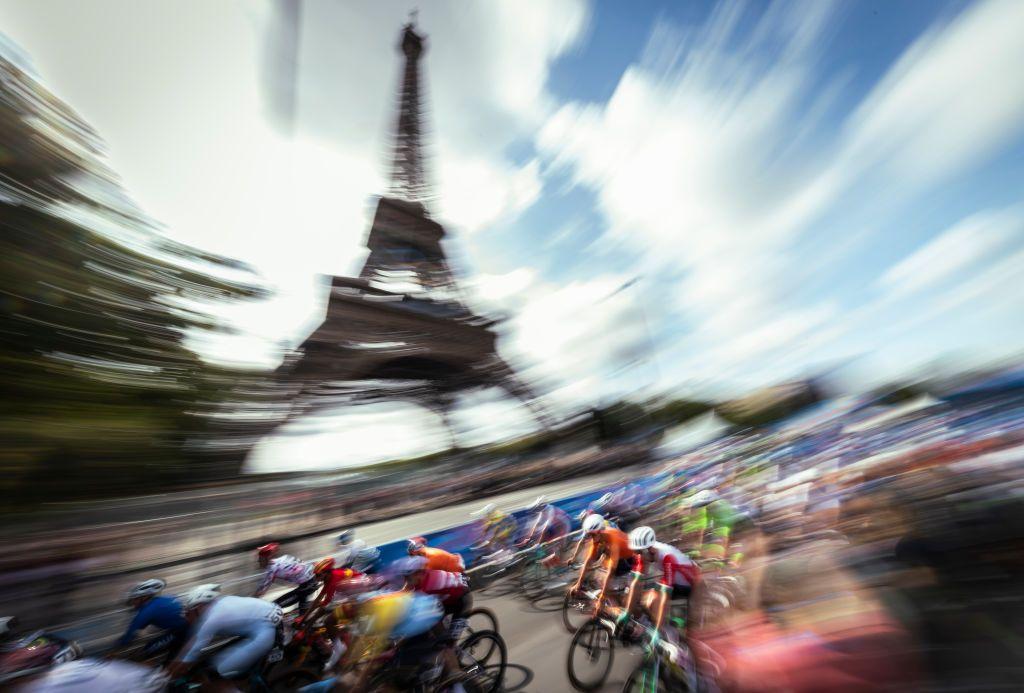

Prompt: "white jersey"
[13,659,165,692]
[255,555,314,595]
[180,596,281,663]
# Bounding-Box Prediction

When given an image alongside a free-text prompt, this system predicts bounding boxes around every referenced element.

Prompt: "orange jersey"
[418,546,465,573]
[586,527,635,568]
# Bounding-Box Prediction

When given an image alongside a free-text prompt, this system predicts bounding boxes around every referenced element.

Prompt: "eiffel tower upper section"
[357,21,467,307]
[279,18,548,426]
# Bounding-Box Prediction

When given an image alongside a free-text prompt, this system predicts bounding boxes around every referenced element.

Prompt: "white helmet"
[582,513,605,533]
[126,578,166,603]
[629,526,656,551]
[181,583,221,610]
[529,495,548,510]
[472,503,497,517]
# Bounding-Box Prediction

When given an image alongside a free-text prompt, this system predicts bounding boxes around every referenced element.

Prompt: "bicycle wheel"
[562,590,595,634]
[464,607,499,636]
[567,619,615,691]
[266,665,320,692]
[622,659,669,693]
[459,629,507,693]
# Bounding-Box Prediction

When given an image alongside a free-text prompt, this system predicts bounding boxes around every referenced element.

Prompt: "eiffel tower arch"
[274,20,550,441]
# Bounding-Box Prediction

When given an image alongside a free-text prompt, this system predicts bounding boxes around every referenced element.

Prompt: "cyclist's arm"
[622,555,644,617]
[567,533,587,564]
[253,566,275,597]
[652,582,670,631]
[572,538,597,590]
[167,616,215,677]
[116,609,149,648]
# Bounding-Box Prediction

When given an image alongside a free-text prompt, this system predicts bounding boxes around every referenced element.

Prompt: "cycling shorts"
[212,622,276,679]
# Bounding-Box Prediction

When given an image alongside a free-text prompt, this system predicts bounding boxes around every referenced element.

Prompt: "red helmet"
[313,557,335,576]
[257,543,280,560]
[406,536,427,554]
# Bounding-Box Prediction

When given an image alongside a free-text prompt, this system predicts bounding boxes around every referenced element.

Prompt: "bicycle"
[621,618,697,693]
[166,633,319,692]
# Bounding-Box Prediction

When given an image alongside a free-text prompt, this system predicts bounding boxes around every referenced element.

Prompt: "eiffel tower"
[276,19,549,438]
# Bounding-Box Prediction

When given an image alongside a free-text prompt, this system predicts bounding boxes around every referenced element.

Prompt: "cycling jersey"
[528,504,571,540]
[117,596,187,647]
[418,569,469,608]
[586,527,635,570]
[482,511,517,543]
[318,567,367,604]
[416,546,464,573]
[254,555,314,596]
[180,596,281,678]
[632,542,700,588]
[350,591,444,663]
[13,659,164,692]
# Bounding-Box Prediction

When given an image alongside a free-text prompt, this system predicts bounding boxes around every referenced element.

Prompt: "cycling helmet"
[629,526,656,551]
[392,556,427,576]
[595,492,613,508]
[313,557,335,576]
[406,536,426,554]
[350,546,381,573]
[337,530,354,546]
[529,495,548,510]
[180,583,221,610]
[582,513,605,533]
[257,542,280,560]
[126,578,166,603]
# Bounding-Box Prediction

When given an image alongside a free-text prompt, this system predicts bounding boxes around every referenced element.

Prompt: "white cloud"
[536,0,1024,393]
[879,207,1022,298]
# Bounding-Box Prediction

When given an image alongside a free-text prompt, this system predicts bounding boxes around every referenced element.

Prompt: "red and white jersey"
[418,569,469,607]
[633,541,699,588]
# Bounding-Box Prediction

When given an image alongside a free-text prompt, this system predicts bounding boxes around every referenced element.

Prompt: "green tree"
[1,52,269,503]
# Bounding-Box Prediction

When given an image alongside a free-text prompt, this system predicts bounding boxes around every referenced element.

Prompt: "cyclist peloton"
[253,543,318,613]
[110,579,189,662]
[168,584,282,692]
[407,537,466,573]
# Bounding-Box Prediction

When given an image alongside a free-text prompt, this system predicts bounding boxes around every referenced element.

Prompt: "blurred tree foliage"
[1,53,272,504]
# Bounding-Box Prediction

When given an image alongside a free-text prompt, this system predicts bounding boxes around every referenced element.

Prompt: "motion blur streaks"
[0,51,273,503]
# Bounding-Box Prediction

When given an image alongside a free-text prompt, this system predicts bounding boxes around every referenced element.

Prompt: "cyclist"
[298,550,383,674]
[399,556,473,691]
[571,513,636,611]
[407,536,465,573]
[472,503,517,552]
[110,579,188,662]
[168,584,282,690]
[519,496,572,565]
[683,490,739,561]
[253,542,318,613]
[627,526,699,635]
[340,576,448,692]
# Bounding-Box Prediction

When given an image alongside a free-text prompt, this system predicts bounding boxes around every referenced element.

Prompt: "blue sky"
[2,0,1023,469]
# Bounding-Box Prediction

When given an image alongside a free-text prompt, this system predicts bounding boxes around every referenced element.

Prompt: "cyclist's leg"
[211,623,276,680]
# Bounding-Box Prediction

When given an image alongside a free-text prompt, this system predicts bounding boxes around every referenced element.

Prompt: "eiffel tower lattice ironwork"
[276,18,549,436]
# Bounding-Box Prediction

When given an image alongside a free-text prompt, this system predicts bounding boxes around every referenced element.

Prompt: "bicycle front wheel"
[567,619,615,691]
[459,629,507,693]
[562,590,595,634]
[622,659,669,693]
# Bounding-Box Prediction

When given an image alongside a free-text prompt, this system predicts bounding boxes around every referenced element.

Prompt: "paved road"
[481,583,641,693]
